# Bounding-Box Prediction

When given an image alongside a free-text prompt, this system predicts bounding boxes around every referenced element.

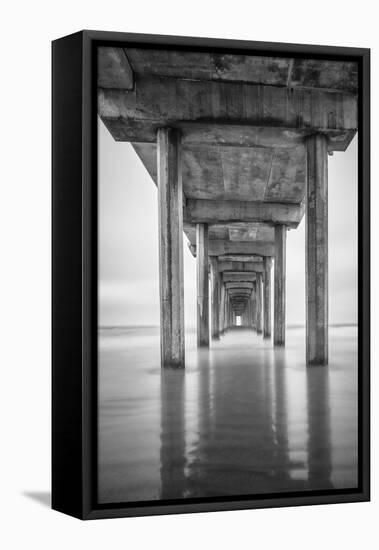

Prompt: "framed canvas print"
[52,30,370,519]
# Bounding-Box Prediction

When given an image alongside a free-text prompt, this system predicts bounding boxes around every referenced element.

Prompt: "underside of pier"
[98,46,357,367]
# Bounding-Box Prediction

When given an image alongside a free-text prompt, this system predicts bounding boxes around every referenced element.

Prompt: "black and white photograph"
[97,44,361,505]
[2,0,378,542]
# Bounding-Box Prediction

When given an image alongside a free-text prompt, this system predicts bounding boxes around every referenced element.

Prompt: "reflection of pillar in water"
[271,352,290,483]
[306,366,333,489]
[160,369,187,499]
[184,350,215,497]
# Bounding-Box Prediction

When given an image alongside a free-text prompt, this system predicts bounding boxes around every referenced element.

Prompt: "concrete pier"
[306,135,328,365]
[196,223,209,347]
[274,225,286,346]
[98,47,357,367]
[157,128,185,368]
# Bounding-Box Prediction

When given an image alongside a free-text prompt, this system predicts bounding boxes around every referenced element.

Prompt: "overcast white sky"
[98,119,358,328]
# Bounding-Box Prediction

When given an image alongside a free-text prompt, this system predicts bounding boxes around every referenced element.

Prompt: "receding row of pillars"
[196,232,279,345]
[157,127,329,368]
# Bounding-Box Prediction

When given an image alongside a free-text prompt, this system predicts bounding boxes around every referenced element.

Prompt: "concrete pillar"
[157,128,184,368]
[225,292,229,331]
[256,272,263,334]
[210,257,220,340]
[196,223,209,347]
[306,134,328,365]
[274,225,286,346]
[219,282,225,335]
[263,257,272,339]
[217,272,222,333]
[250,293,254,328]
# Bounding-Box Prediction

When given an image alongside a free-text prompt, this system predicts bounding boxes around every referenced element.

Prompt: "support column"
[196,223,209,347]
[274,225,286,345]
[210,257,220,340]
[263,257,272,339]
[256,272,263,334]
[219,282,225,336]
[306,134,328,365]
[225,292,229,331]
[250,293,254,328]
[228,300,232,328]
[157,128,184,368]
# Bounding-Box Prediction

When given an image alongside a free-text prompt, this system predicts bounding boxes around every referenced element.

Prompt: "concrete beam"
[222,272,263,281]
[222,272,257,282]
[99,77,357,133]
[225,282,254,289]
[306,135,328,365]
[101,119,356,152]
[227,290,252,296]
[218,255,264,263]
[196,223,209,347]
[98,47,134,90]
[218,261,264,273]
[185,200,304,227]
[207,240,274,257]
[158,128,184,368]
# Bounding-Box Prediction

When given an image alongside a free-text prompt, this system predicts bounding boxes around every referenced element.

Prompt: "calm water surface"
[98,326,358,503]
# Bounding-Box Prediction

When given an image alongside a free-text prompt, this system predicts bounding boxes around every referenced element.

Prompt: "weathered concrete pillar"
[196,223,209,347]
[210,257,220,340]
[157,127,184,368]
[247,299,251,327]
[252,286,257,330]
[219,282,225,335]
[274,225,286,346]
[263,257,272,339]
[250,293,254,328]
[217,272,222,332]
[225,292,229,331]
[256,272,263,334]
[306,134,328,365]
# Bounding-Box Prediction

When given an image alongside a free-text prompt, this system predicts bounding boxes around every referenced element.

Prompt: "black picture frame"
[52,30,370,520]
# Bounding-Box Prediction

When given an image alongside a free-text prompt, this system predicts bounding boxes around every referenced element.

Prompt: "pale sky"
[98,119,358,328]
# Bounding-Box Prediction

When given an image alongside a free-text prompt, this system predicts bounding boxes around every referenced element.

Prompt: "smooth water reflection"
[98,326,358,503]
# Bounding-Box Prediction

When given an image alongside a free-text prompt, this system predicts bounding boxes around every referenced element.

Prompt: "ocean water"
[98,326,358,504]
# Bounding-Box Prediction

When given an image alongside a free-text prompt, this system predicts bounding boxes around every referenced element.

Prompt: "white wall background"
[0,1,377,548]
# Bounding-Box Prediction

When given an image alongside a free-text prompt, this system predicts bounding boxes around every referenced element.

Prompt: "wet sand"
[98,326,358,504]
